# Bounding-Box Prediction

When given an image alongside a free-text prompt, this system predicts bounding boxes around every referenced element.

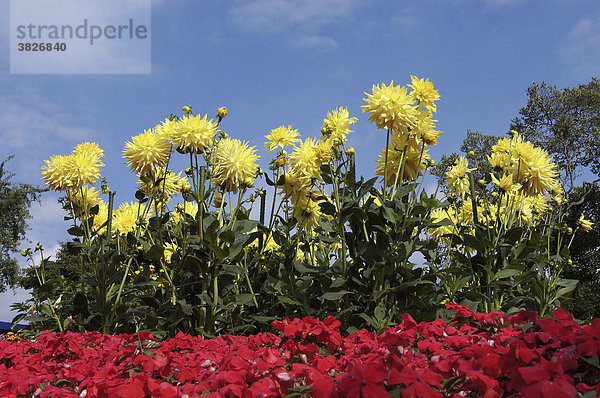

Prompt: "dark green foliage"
[0,156,42,292]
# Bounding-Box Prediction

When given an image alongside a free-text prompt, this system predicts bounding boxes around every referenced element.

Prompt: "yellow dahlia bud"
[181,181,192,193]
[566,227,573,235]
[345,147,355,156]
[21,248,30,257]
[468,150,475,158]
[427,159,435,167]
[275,153,288,168]
[244,177,255,188]
[217,107,228,119]
[182,105,192,114]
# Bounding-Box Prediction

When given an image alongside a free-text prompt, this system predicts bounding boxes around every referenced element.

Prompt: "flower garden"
[3,76,599,396]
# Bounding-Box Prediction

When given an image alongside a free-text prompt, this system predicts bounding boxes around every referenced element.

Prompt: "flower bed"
[2,304,600,397]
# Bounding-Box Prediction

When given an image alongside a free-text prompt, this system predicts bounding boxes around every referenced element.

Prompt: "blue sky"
[0,0,599,321]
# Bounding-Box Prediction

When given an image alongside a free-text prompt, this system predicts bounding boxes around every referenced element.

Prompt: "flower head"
[42,154,72,191]
[68,186,101,219]
[213,138,259,192]
[139,168,185,204]
[289,137,320,180]
[293,191,323,230]
[446,157,475,196]
[362,81,417,133]
[265,125,301,153]
[508,135,557,195]
[171,114,218,154]
[123,129,171,176]
[216,106,228,119]
[428,207,457,244]
[64,142,105,188]
[408,76,440,112]
[321,107,358,146]
[491,173,520,193]
[580,214,594,232]
[113,202,149,236]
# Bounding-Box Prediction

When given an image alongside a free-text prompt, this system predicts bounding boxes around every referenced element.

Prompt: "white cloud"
[389,8,419,36]
[558,13,600,78]
[227,0,365,51]
[0,97,96,182]
[293,36,340,52]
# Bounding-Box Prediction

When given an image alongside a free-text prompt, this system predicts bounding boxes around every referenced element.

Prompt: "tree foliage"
[430,130,501,195]
[510,78,600,194]
[0,156,42,292]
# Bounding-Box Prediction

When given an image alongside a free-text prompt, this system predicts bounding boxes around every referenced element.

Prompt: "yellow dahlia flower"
[314,139,333,165]
[488,151,510,169]
[279,170,309,200]
[213,138,259,192]
[64,143,104,188]
[74,142,104,159]
[123,129,171,176]
[508,136,557,195]
[446,157,474,196]
[67,186,101,219]
[428,207,457,243]
[265,125,301,153]
[518,194,548,226]
[408,76,440,112]
[375,142,429,184]
[413,112,442,146]
[491,173,520,193]
[362,81,418,133]
[171,114,218,154]
[112,202,148,236]
[321,106,358,146]
[171,202,199,225]
[289,137,320,180]
[293,191,323,230]
[154,118,178,141]
[140,168,184,204]
[42,154,72,191]
[580,214,594,232]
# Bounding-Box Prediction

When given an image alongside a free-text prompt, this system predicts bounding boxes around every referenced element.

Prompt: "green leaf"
[493,268,521,280]
[277,296,302,306]
[321,290,352,301]
[145,245,164,263]
[293,261,323,274]
[67,226,85,236]
[462,234,487,252]
[319,201,337,216]
[330,278,346,289]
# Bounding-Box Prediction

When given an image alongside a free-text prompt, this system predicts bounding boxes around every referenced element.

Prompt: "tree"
[429,130,501,195]
[562,185,600,320]
[0,156,42,292]
[510,78,600,195]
